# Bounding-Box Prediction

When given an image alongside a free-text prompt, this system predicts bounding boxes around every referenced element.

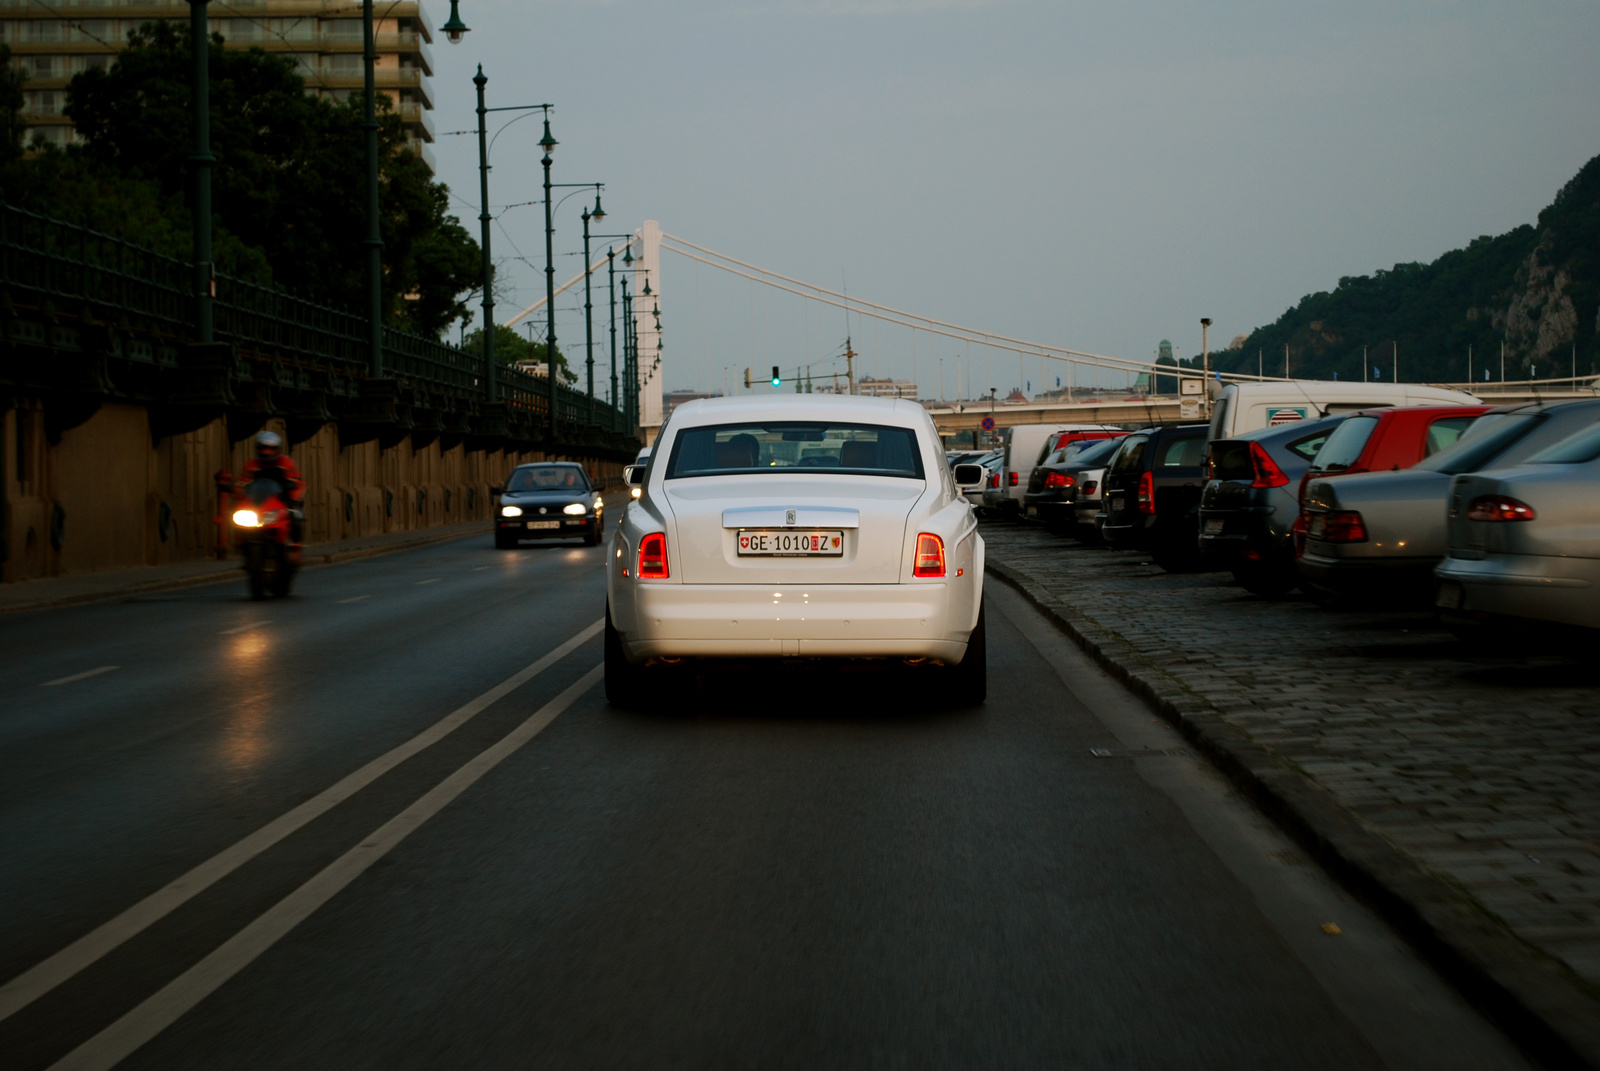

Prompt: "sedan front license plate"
[526,520,560,530]
[1436,581,1463,610]
[737,529,843,556]
[1204,518,1224,535]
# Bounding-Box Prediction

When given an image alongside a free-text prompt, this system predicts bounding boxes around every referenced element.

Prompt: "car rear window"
[1287,427,1336,461]
[1423,415,1477,457]
[1109,436,1148,474]
[1155,435,1206,469]
[1414,413,1538,475]
[1310,415,1379,472]
[1209,441,1253,481]
[1525,421,1600,463]
[1071,437,1125,466]
[665,422,925,479]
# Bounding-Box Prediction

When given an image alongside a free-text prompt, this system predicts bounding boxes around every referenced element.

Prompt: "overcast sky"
[426,0,1600,398]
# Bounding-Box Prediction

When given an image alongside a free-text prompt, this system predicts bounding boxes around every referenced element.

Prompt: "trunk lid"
[663,475,928,583]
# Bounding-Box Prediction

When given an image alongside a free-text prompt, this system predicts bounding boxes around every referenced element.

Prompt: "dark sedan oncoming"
[493,463,605,548]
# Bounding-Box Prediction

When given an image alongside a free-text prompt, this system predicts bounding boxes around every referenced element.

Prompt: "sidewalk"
[981,521,1600,1069]
[0,521,487,614]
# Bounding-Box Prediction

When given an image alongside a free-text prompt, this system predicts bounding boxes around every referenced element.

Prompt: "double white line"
[2,619,605,1071]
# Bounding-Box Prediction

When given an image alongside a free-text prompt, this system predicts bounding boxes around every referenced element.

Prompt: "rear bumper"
[1298,548,1438,596]
[621,582,974,663]
[1435,554,1599,630]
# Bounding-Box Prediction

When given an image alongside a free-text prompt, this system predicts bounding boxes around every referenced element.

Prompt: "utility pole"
[186,0,214,344]
[361,0,383,377]
[1200,317,1211,417]
[844,337,856,395]
[1393,342,1398,384]
[1363,345,1368,382]
[1501,340,1505,384]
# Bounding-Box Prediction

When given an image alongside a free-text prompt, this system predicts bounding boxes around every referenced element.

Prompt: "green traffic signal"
[771,365,781,387]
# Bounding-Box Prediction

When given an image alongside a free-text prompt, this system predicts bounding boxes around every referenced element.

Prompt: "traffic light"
[771,366,781,387]
[743,367,751,390]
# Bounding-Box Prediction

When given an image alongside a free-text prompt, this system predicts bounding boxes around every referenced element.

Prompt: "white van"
[1206,382,1479,441]
[987,424,1122,515]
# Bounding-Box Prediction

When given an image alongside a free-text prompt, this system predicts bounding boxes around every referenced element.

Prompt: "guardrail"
[0,202,630,448]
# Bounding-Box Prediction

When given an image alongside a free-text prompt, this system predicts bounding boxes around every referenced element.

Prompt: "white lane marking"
[39,666,120,688]
[415,578,441,585]
[336,596,370,604]
[219,622,270,635]
[0,618,603,1023]
[50,664,603,1071]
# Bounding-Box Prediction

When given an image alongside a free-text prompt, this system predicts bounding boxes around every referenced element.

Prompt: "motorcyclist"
[241,431,305,544]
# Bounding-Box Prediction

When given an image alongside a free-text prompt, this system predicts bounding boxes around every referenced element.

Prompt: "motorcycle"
[232,478,301,600]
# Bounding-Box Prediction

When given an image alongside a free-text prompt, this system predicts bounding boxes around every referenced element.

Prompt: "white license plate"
[1026,506,1038,518]
[1436,581,1463,610]
[526,520,560,530]
[1204,518,1224,535]
[1111,498,1125,512]
[737,529,844,556]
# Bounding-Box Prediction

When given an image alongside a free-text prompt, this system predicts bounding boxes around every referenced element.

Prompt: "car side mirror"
[953,464,985,489]
[489,485,503,496]
[623,465,645,488]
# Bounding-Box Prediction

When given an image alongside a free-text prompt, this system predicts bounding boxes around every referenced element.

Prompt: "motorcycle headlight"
[563,502,587,516]
[501,505,523,517]
[232,509,261,528]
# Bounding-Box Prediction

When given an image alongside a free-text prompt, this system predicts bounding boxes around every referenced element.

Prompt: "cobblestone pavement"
[980,520,1600,1049]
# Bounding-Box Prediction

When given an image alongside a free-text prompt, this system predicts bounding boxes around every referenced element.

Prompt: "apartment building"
[2,0,437,170]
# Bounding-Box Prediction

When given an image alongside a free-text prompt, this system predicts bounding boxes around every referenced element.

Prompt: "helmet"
[254,431,283,460]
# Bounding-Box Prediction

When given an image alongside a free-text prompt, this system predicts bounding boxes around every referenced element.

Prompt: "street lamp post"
[472,66,495,403]
[580,188,606,426]
[607,249,617,431]
[540,110,559,451]
[185,0,213,344]
[1200,317,1212,417]
[361,0,383,377]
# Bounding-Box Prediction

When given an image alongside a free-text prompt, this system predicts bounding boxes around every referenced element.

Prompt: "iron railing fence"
[0,202,627,434]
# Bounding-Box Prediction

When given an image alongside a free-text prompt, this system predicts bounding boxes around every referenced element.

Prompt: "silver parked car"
[1298,399,1600,605]
[1435,420,1600,635]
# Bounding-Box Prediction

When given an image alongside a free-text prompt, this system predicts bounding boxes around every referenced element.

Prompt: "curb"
[987,557,1600,1071]
[0,525,486,615]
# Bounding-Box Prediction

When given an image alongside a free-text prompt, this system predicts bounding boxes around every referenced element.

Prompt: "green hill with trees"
[1207,153,1600,385]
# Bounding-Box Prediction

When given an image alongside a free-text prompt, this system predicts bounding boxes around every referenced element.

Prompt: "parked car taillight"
[637,532,669,578]
[1043,472,1075,489]
[1291,512,1309,558]
[1466,495,1536,522]
[1136,470,1155,514]
[1249,442,1290,488]
[988,472,1000,488]
[1008,471,1019,487]
[1081,480,1097,496]
[1320,511,1368,543]
[912,533,946,578]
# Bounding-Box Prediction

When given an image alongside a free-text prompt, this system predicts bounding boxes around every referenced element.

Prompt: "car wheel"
[494,528,518,550]
[604,605,646,708]
[947,601,987,707]
[582,525,599,547]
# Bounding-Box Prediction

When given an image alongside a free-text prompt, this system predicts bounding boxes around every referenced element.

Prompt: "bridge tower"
[633,220,664,442]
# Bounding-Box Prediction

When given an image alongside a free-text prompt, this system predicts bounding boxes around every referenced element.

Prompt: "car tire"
[582,526,599,547]
[494,528,518,550]
[947,601,987,707]
[604,605,646,709]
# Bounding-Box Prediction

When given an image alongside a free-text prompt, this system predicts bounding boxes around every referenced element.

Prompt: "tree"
[461,325,576,383]
[52,23,478,337]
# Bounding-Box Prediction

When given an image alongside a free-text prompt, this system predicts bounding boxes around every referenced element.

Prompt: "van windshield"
[665,422,925,479]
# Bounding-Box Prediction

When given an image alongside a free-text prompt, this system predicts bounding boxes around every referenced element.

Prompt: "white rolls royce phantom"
[605,394,986,706]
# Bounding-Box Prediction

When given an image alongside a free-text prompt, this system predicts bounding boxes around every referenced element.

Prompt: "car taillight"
[1082,480,1097,496]
[988,472,1000,488]
[1137,470,1155,514]
[1291,512,1309,558]
[1008,471,1019,486]
[1043,472,1075,489]
[1320,511,1368,543]
[637,532,669,578]
[1249,442,1290,489]
[912,533,946,578]
[1466,495,1536,522]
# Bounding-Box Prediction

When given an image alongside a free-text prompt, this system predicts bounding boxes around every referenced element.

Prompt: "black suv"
[1100,423,1209,570]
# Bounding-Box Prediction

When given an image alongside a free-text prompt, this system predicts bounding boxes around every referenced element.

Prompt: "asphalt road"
[0,532,1533,1069]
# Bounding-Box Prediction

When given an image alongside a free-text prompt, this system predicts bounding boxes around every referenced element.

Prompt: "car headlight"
[232,509,261,528]
[563,502,587,516]
[593,496,603,509]
[501,505,523,517]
